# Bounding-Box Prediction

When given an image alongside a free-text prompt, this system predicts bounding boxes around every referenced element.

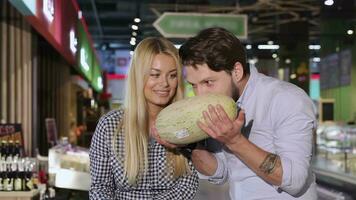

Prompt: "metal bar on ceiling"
[90,0,104,39]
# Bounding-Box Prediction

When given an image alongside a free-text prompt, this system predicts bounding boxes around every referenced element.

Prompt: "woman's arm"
[89,117,115,199]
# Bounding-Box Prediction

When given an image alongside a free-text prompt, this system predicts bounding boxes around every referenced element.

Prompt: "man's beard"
[231,78,240,102]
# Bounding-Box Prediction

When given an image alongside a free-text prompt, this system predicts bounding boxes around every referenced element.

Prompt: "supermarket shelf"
[0,190,39,200]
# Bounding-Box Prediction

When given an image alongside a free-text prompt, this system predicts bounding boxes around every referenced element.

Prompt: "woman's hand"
[150,126,180,149]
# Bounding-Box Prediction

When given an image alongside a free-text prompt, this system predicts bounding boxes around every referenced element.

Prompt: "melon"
[156,94,237,144]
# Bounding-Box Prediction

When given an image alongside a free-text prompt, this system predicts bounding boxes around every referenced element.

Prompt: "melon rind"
[156,94,237,144]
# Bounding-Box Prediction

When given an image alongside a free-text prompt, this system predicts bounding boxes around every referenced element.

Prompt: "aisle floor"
[195,180,230,200]
[194,179,355,200]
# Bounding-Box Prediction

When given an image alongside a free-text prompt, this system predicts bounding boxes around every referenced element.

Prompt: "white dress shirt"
[204,66,318,200]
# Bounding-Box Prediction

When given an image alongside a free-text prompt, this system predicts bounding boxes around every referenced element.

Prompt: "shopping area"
[0,0,355,200]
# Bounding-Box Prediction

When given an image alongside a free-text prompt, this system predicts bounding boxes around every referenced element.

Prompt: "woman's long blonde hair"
[118,37,188,184]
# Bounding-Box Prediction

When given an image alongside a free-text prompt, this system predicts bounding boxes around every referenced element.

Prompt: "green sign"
[92,60,103,92]
[77,22,93,82]
[153,12,247,38]
[77,22,103,93]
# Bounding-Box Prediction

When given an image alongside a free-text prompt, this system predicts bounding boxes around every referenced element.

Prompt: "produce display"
[49,143,89,173]
[316,123,356,175]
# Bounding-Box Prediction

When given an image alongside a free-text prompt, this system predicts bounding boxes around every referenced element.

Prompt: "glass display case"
[313,122,356,197]
[48,139,90,191]
[315,123,356,175]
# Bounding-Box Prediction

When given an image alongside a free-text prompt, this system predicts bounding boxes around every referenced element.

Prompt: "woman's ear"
[232,62,244,82]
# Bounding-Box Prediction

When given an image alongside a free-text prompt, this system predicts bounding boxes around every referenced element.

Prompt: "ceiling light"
[347,29,354,35]
[109,43,121,48]
[285,58,291,64]
[132,31,137,37]
[324,0,334,6]
[257,45,279,50]
[248,57,258,65]
[267,41,273,45]
[131,25,138,30]
[309,45,321,50]
[131,37,136,42]
[272,53,277,59]
[246,45,252,50]
[312,57,321,62]
[134,18,141,23]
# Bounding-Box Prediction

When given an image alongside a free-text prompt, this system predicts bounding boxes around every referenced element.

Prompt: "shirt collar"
[237,66,258,107]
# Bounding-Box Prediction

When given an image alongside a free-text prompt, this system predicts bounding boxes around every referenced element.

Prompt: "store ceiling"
[77,0,355,50]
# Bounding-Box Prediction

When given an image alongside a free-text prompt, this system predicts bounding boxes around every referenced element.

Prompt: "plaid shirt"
[89,110,199,200]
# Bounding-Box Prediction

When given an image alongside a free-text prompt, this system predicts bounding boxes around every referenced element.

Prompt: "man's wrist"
[225,134,245,150]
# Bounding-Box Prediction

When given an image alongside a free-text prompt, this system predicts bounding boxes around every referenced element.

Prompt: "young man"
[177,27,317,199]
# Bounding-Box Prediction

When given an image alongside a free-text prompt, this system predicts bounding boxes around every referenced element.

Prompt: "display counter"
[313,122,356,197]
[48,143,90,191]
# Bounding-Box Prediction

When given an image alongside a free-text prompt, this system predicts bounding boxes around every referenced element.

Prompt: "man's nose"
[194,86,207,96]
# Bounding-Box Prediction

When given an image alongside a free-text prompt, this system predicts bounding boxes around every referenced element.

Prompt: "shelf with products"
[0,139,39,192]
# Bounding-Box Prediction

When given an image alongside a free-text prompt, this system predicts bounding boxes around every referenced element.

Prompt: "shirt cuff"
[205,154,227,184]
[273,156,292,191]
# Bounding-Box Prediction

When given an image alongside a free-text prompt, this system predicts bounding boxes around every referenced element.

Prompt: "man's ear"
[232,62,244,82]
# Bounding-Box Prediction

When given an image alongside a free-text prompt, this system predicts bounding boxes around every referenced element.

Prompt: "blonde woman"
[89,37,199,199]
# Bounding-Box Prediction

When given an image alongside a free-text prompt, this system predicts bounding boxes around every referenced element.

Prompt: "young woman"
[89,37,198,199]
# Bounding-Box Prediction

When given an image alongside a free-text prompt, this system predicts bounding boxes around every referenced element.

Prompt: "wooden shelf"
[0,190,39,200]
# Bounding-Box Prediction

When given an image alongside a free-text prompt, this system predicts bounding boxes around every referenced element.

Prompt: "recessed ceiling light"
[131,25,138,30]
[324,0,334,6]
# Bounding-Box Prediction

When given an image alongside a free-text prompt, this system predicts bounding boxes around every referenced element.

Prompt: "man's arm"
[192,148,229,185]
[191,148,217,176]
[198,106,283,186]
[224,134,282,186]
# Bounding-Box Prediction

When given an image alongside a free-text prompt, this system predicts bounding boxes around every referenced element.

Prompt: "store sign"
[9,0,77,65]
[320,49,352,89]
[70,29,78,55]
[91,59,103,92]
[0,124,24,147]
[77,21,94,82]
[153,12,247,38]
[98,77,103,90]
[43,0,54,22]
[10,0,103,93]
[80,48,90,72]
